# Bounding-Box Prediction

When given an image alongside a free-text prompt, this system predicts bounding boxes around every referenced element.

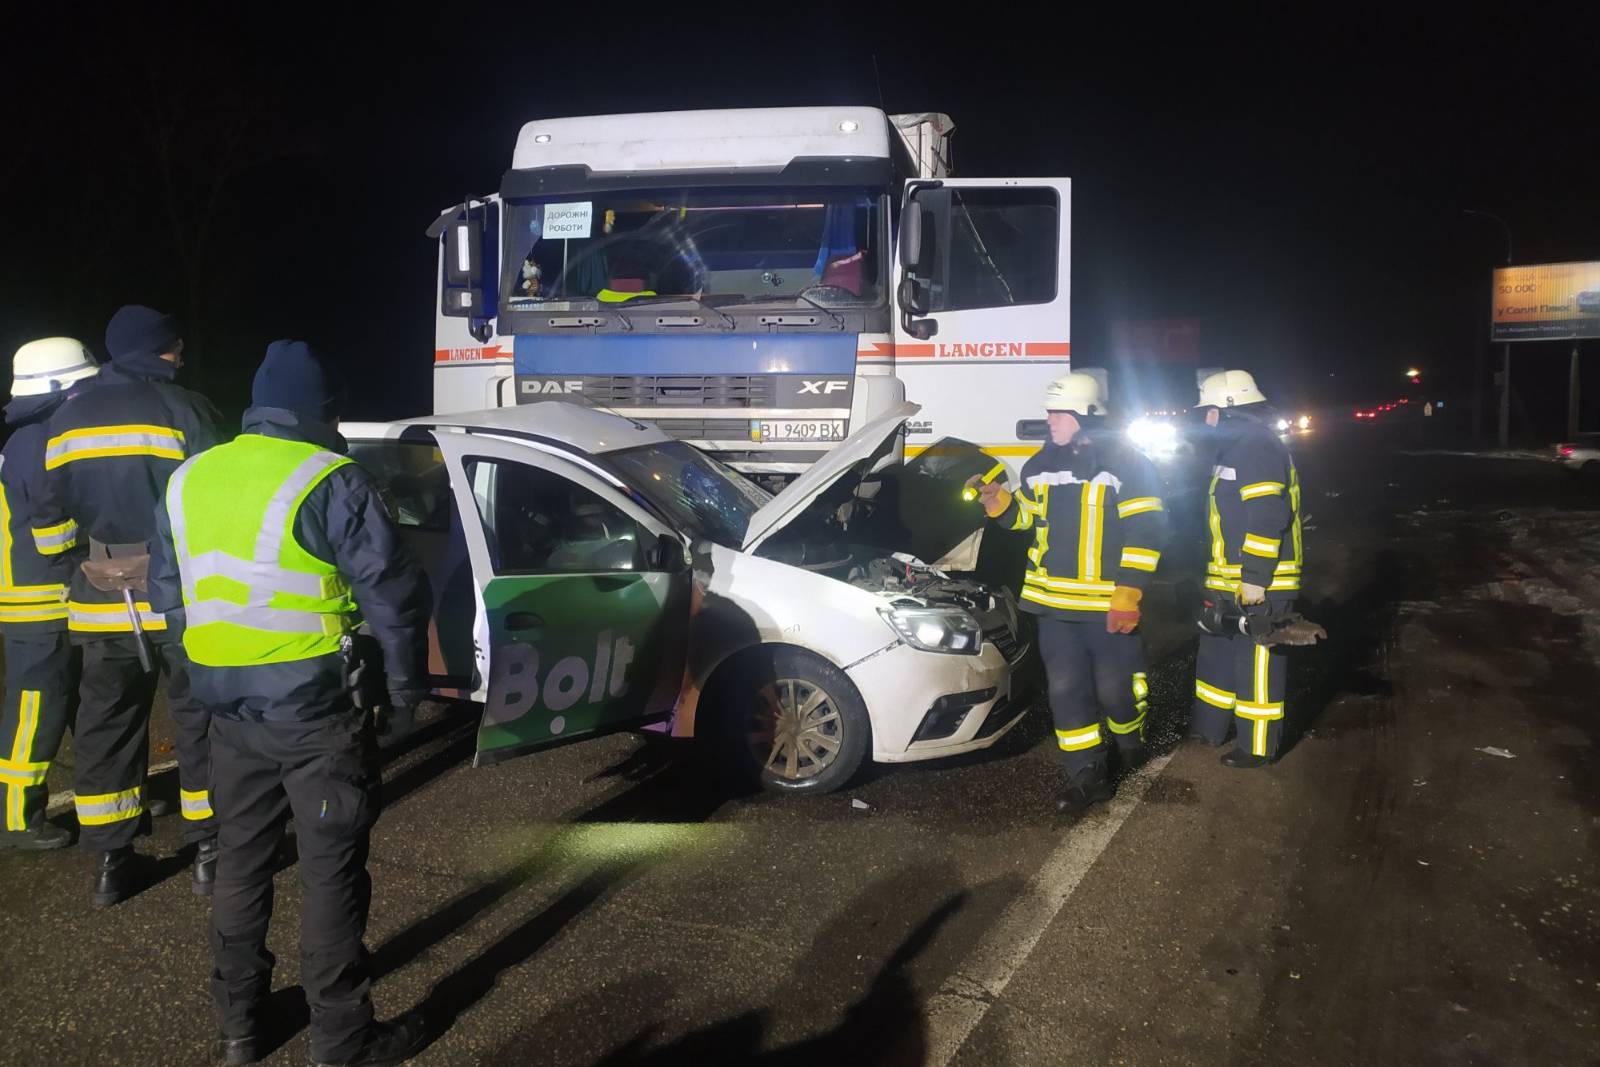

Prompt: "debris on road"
[851,798,871,811]
[1475,746,1517,759]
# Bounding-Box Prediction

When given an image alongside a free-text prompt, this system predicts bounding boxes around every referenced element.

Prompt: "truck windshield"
[503,187,882,311]
[606,440,771,549]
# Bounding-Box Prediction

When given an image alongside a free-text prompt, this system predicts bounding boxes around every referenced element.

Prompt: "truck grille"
[584,375,775,408]
[651,418,754,442]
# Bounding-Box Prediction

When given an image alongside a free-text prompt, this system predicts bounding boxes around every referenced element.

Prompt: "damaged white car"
[343,401,1031,793]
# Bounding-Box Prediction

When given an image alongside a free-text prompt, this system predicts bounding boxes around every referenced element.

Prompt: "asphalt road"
[2,425,1597,1066]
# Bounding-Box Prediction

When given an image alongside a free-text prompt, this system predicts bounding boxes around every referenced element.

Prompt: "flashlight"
[963,461,1008,502]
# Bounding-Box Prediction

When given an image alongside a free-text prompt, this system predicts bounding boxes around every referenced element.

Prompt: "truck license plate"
[752,419,847,442]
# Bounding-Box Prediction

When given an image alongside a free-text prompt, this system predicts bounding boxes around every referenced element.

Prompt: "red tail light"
[1561,446,1575,456]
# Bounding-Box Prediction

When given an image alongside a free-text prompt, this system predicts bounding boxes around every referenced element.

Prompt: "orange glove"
[1106,586,1142,634]
[976,480,1012,519]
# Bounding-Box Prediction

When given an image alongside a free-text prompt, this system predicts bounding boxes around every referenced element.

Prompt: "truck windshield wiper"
[792,288,847,330]
[611,294,737,330]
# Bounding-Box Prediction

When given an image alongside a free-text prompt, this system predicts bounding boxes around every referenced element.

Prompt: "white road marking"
[924,751,1175,1066]
[46,759,180,815]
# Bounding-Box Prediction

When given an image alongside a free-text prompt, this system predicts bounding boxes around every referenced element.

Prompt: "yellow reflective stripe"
[44,425,187,471]
[1120,547,1160,572]
[6,690,44,829]
[1242,534,1281,558]
[1110,675,1149,737]
[67,601,169,633]
[1078,482,1106,582]
[1235,700,1285,720]
[1107,711,1146,735]
[180,788,214,821]
[0,602,70,623]
[1254,644,1270,703]
[1268,576,1302,592]
[1207,472,1227,568]
[1021,587,1112,612]
[1195,680,1236,709]
[31,518,79,555]
[75,786,143,825]
[1239,481,1285,500]
[1116,496,1163,517]
[0,478,10,588]
[1204,576,1240,594]
[1056,725,1103,751]
[1025,572,1115,594]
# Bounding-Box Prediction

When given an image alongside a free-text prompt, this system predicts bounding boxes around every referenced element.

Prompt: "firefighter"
[0,339,101,849]
[1189,369,1304,768]
[972,373,1168,812]
[29,306,225,904]
[148,341,430,1067]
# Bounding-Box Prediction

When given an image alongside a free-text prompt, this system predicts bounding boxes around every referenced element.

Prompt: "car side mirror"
[652,532,688,572]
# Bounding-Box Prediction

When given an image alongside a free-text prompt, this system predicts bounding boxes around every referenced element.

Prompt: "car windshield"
[606,441,771,549]
[502,186,882,310]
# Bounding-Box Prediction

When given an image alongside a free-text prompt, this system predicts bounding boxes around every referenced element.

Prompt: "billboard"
[1492,261,1600,342]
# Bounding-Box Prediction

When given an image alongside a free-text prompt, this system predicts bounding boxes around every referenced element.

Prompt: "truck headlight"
[880,606,983,655]
[1128,417,1179,459]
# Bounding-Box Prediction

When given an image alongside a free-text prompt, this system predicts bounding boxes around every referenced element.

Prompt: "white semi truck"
[430,107,1072,483]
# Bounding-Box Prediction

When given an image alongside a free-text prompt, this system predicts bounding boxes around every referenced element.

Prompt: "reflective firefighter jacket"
[29,356,225,639]
[0,392,85,633]
[996,435,1168,619]
[1205,413,1304,597]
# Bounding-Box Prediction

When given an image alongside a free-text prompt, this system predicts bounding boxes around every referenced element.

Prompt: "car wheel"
[712,647,871,795]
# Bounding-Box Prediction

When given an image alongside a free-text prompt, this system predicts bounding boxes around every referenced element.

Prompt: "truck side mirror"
[435,201,499,323]
[900,205,924,272]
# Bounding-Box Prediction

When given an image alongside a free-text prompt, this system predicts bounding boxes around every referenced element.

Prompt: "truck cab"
[432,107,1072,487]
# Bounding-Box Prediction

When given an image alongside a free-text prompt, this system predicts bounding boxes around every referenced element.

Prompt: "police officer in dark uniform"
[1189,369,1305,768]
[29,306,225,903]
[974,373,1169,811]
[0,338,100,849]
[149,341,430,1067]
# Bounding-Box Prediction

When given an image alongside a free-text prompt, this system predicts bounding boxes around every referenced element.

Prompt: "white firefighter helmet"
[1042,372,1107,416]
[1197,369,1267,409]
[10,338,99,399]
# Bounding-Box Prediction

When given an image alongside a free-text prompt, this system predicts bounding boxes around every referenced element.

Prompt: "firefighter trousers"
[1192,631,1288,758]
[73,636,217,849]
[1037,615,1150,777]
[211,706,381,1063]
[1,633,79,832]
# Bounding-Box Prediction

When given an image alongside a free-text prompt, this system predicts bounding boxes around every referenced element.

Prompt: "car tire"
[708,647,871,795]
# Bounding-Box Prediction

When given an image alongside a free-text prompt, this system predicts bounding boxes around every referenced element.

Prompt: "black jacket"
[30,353,225,639]
[1204,411,1303,596]
[996,432,1169,619]
[0,390,88,633]
[148,407,432,721]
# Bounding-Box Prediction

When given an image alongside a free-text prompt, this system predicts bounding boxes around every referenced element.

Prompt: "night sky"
[7,9,1598,433]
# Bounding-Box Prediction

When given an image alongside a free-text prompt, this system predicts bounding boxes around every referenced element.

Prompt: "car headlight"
[1297,414,1311,430]
[1275,418,1291,432]
[879,606,983,655]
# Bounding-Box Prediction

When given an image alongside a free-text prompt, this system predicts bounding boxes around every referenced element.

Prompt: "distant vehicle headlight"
[1298,414,1311,430]
[1275,418,1291,432]
[1128,417,1179,459]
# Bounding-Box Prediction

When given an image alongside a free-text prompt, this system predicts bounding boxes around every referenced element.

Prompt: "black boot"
[213,1034,264,1066]
[193,837,219,897]
[1220,748,1275,770]
[1118,743,1150,773]
[0,823,71,850]
[1055,768,1114,814]
[90,846,139,908]
[312,1014,428,1067]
